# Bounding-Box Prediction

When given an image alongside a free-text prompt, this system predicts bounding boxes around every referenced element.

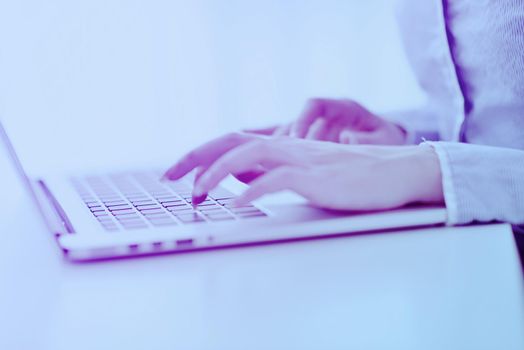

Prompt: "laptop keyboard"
[71,171,267,231]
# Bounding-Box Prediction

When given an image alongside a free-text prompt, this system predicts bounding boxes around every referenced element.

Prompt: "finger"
[194,166,208,183]
[349,131,378,145]
[193,141,288,197]
[339,130,367,145]
[339,130,351,144]
[163,133,249,181]
[342,100,381,131]
[292,98,327,138]
[320,107,348,142]
[305,118,329,140]
[351,127,407,145]
[191,193,208,206]
[234,169,265,184]
[234,166,301,206]
[243,125,279,135]
[188,167,209,205]
[273,123,292,136]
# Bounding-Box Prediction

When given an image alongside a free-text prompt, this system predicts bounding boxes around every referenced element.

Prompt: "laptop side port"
[176,239,194,249]
[128,244,140,253]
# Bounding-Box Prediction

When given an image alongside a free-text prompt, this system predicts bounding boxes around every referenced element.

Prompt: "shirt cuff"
[422,141,458,225]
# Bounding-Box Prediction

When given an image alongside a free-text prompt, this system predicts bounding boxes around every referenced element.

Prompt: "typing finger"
[339,130,357,144]
[305,118,328,140]
[273,123,292,136]
[234,168,266,184]
[233,166,303,206]
[243,125,279,135]
[162,132,250,181]
[291,98,327,138]
[193,140,289,198]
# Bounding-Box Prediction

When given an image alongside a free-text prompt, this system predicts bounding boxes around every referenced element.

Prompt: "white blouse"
[395,0,524,225]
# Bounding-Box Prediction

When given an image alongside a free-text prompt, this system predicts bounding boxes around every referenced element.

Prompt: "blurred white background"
[0,0,424,176]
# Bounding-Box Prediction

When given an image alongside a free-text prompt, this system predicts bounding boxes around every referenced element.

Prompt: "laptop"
[0,120,447,262]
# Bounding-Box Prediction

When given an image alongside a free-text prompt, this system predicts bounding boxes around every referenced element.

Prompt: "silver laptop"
[1,120,447,262]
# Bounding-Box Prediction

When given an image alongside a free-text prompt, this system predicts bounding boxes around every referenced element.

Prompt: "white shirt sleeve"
[425,141,524,225]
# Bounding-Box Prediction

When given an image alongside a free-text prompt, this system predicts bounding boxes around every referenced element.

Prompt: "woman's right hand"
[162,133,443,208]
[246,98,407,145]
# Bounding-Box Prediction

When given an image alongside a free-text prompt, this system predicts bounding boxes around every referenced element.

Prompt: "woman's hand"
[245,98,407,145]
[163,133,444,210]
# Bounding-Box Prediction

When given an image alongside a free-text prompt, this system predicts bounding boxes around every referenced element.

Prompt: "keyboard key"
[166,207,193,213]
[147,217,172,225]
[205,213,235,221]
[121,223,148,230]
[175,213,205,223]
[138,208,164,214]
[116,217,143,224]
[198,206,227,213]
[98,219,114,225]
[100,197,124,202]
[159,198,185,206]
[118,221,143,227]
[100,221,118,227]
[209,187,235,200]
[143,214,171,221]
[104,202,129,207]
[117,221,146,229]
[192,203,217,208]
[229,206,259,214]
[112,209,137,216]
[98,219,115,225]
[131,200,156,205]
[150,191,171,196]
[126,195,149,200]
[237,211,267,218]
[162,202,188,209]
[109,207,134,213]
[99,222,117,228]
[224,203,254,209]
[107,204,132,210]
[115,221,148,229]
[87,203,102,208]
[149,218,177,226]
[156,196,180,201]
[135,204,161,210]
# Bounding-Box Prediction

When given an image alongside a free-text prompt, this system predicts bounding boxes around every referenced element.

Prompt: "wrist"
[401,145,444,204]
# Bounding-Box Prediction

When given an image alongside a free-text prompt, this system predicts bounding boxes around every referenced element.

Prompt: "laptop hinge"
[37,180,75,234]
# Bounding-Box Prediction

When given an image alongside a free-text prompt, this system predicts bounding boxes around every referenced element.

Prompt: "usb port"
[176,239,194,248]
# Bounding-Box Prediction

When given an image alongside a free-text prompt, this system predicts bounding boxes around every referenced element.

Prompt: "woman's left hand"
[163,133,444,211]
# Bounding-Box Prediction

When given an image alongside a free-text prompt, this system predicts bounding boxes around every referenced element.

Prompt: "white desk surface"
[1,158,524,350]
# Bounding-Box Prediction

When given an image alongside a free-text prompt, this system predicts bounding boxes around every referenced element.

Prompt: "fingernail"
[192,194,207,206]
